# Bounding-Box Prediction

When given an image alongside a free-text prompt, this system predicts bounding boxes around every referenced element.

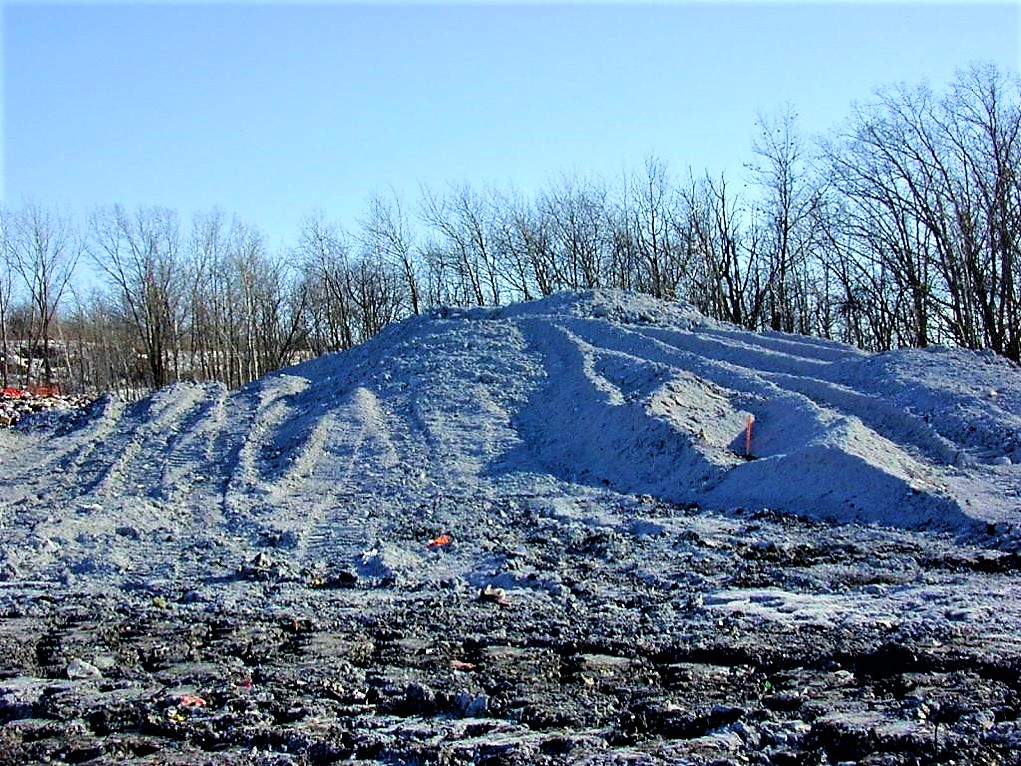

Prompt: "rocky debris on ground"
[0,498,1019,764]
[0,389,95,428]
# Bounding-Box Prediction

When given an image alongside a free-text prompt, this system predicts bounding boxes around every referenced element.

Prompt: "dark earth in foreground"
[1,500,1019,766]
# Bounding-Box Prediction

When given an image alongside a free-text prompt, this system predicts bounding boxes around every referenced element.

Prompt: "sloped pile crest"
[3,289,1019,535]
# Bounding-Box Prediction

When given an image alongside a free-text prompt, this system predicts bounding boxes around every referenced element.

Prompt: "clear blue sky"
[3,1,1019,254]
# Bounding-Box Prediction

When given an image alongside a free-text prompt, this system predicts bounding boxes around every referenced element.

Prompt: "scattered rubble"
[0,388,95,428]
[0,505,1019,764]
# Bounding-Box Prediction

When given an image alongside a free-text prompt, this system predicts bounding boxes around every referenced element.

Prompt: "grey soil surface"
[2,498,1020,765]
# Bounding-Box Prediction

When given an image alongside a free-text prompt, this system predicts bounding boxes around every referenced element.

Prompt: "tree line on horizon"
[1,63,1018,394]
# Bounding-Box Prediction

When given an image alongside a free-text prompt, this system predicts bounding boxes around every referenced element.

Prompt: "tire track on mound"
[567,315,945,459]
[45,395,128,492]
[83,384,218,500]
[558,317,970,526]
[222,374,311,520]
[157,382,232,507]
[286,388,401,570]
[638,324,959,464]
[1,384,235,583]
[511,318,734,501]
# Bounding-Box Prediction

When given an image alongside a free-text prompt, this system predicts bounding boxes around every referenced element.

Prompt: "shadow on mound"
[489,319,733,503]
[495,317,977,532]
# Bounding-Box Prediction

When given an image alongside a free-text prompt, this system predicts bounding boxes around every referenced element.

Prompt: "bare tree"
[420,183,505,306]
[187,209,228,382]
[941,64,1021,360]
[61,286,140,394]
[6,204,81,386]
[606,188,639,293]
[825,65,1021,360]
[624,156,685,299]
[361,189,422,315]
[749,106,825,334]
[681,172,765,328]
[541,175,609,291]
[820,132,936,351]
[349,252,404,340]
[0,207,14,387]
[89,205,184,389]
[295,212,356,352]
[486,189,541,302]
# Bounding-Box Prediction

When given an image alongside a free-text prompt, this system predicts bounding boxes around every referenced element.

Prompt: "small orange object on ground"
[428,534,452,548]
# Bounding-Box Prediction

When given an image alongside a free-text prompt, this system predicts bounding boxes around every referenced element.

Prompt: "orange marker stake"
[745,414,754,457]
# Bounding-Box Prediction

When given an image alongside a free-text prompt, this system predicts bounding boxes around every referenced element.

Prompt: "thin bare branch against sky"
[2,1,1019,251]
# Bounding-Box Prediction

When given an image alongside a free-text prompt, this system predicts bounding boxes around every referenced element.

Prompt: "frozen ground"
[0,289,1019,764]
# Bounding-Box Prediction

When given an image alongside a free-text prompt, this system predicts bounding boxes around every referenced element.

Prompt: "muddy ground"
[1,499,1020,765]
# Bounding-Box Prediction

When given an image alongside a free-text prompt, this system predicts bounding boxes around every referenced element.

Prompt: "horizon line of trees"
[2,62,1018,395]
